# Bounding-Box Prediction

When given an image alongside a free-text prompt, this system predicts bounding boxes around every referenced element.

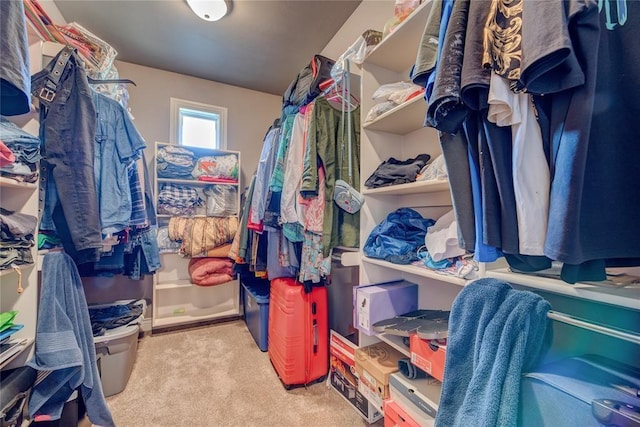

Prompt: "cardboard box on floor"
[329,330,383,424]
[355,341,405,413]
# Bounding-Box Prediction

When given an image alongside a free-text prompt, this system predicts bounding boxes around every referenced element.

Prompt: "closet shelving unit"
[0,126,40,371]
[358,0,452,414]
[152,141,242,330]
[358,0,640,417]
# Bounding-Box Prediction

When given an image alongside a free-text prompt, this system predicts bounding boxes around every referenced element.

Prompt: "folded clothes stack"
[0,208,36,270]
[157,183,200,216]
[88,300,144,337]
[156,145,196,179]
[0,116,41,183]
[364,153,431,188]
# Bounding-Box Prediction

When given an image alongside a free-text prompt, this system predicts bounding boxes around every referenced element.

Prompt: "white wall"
[115,60,281,186]
[321,0,395,60]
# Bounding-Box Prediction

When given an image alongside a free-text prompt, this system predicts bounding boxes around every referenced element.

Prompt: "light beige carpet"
[105,321,384,427]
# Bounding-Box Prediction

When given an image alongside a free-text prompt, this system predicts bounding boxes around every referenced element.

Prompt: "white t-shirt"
[425,209,466,262]
[487,72,550,256]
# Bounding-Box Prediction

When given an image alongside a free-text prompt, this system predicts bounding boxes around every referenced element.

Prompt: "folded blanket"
[434,278,551,427]
[169,216,239,257]
[188,257,234,286]
[191,242,232,259]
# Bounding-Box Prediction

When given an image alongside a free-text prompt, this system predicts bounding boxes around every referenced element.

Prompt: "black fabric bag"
[283,54,335,109]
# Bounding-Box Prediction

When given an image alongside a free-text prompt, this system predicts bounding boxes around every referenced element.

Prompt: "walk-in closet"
[1,1,638,426]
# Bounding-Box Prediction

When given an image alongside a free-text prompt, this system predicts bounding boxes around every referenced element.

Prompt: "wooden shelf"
[0,337,34,370]
[362,180,449,196]
[157,213,239,219]
[153,307,240,328]
[0,177,37,190]
[0,264,34,277]
[156,279,236,291]
[157,178,238,186]
[363,96,427,135]
[363,1,434,72]
[155,279,194,291]
[377,333,411,357]
[361,257,468,287]
[485,268,640,311]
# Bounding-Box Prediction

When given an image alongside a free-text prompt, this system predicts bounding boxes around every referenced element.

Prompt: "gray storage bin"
[94,324,140,397]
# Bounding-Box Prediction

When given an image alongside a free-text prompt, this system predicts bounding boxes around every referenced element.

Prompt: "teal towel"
[27,252,114,426]
[434,278,551,427]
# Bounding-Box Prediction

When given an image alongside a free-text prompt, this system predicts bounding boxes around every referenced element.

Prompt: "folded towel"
[434,278,551,427]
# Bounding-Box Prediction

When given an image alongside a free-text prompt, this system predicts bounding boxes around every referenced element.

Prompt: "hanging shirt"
[280,110,310,242]
[301,97,360,257]
[487,72,549,256]
[542,1,640,277]
[249,125,280,228]
[93,91,146,235]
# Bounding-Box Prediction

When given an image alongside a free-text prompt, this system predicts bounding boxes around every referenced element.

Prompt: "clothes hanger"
[87,77,137,86]
[321,78,359,110]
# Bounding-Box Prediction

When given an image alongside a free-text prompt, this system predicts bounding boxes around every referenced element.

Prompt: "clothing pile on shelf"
[157,183,200,216]
[0,208,37,270]
[416,154,447,182]
[409,0,640,284]
[364,153,431,189]
[231,83,361,287]
[0,117,41,183]
[88,299,144,337]
[0,310,27,366]
[364,81,424,124]
[156,144,239,184]
[156,145,196,179]
[364,208,478,280]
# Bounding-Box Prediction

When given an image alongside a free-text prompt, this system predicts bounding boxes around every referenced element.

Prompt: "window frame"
[169,97,228,150]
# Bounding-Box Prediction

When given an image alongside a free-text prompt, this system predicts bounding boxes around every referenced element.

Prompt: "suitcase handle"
[313,319,318,354]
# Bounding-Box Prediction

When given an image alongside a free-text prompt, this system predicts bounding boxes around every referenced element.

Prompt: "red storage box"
[268,277,328,388]
[409,335,447,382]
[384,400,421,427]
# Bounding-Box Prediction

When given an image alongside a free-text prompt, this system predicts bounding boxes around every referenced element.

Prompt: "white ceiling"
[53,0,362,96]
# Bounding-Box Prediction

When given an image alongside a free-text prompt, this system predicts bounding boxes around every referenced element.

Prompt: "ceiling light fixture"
[185,0,228,22]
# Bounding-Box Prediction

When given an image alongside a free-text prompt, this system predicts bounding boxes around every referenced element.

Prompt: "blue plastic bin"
[242,279,270,352]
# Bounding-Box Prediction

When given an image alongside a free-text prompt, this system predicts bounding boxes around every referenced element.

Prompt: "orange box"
[383,399,421,427]
[409,335,447,382]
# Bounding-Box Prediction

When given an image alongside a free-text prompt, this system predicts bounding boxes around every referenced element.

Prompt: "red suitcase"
[268,277,328,389]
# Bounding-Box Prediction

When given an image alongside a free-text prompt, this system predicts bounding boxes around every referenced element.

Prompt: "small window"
[170,98,227,149]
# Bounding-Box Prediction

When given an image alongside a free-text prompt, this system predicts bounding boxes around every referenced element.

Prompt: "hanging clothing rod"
[87,77,137,86]
[547,310,640,345]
